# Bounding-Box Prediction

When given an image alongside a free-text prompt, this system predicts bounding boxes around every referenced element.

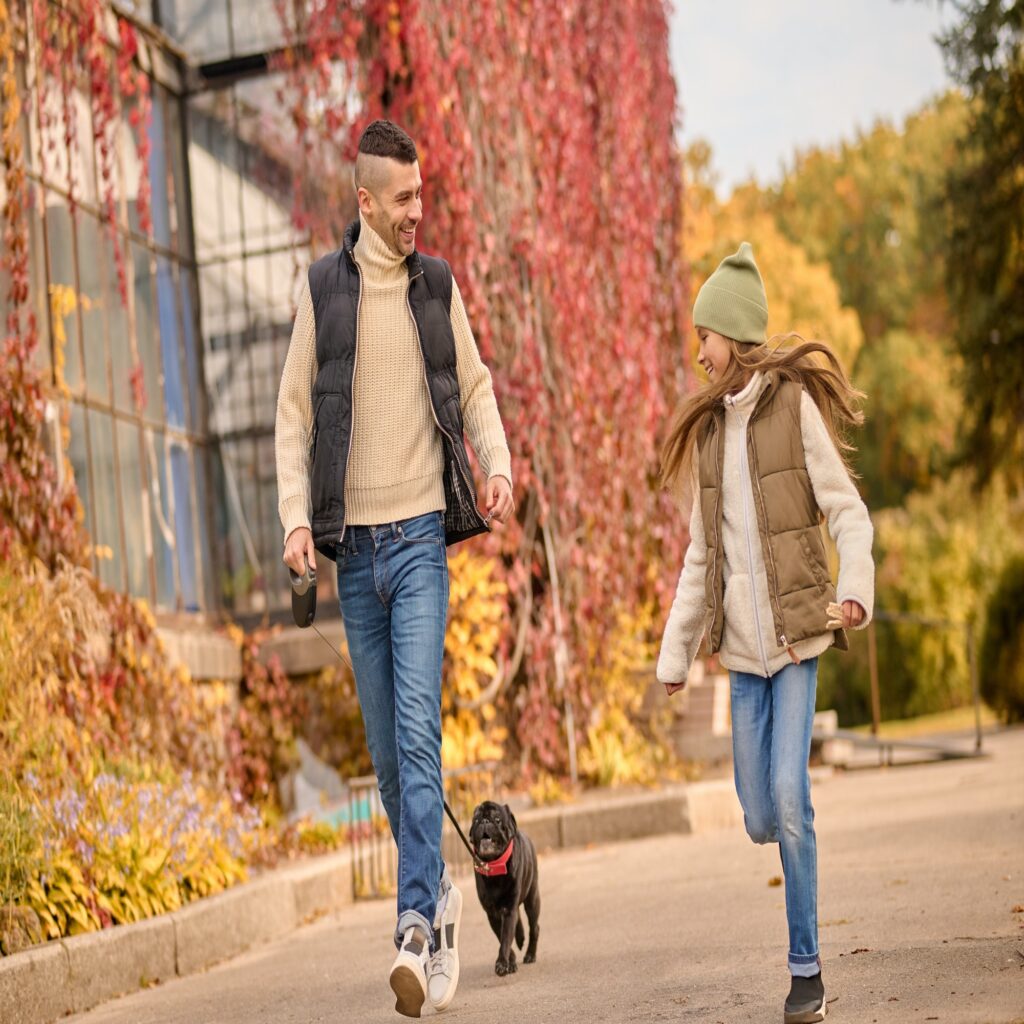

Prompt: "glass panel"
[187,89,243,262]
[117,418,150,601]
[207,445,234,610]
[170,441,199,611]
[160,0,232,64]
[256,434,288,611]
[156,257,185,429]
[107,231,133,413]
[122,93,146,236]
[233,74,299,252]
[195,445,216,612]
[132,243,162,422]
[165,93,193,258]
[87,409,124,590]
[200,258,251,435]
[229,0,284,56]
[218,438,260,612]
[148,429,177,609]
[180,266,203,432]
[148,85,172,248]
[245,254,279,429]
[72,84,99,207]
[77,214,110,403]
[45,194,81,393]
[28,197,51,374]
[67,402,94,570]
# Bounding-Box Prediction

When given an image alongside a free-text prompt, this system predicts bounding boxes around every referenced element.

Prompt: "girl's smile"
[697,328,732,380]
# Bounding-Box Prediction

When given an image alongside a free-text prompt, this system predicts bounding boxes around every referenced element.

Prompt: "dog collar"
[474,838,514,877]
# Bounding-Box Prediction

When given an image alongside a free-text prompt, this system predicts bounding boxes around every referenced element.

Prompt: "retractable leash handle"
[288,559,317,628]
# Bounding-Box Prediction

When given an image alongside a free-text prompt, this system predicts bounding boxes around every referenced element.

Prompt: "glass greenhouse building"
[3,2,336,670]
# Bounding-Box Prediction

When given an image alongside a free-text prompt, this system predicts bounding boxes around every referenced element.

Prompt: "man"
[275,119,514,1017]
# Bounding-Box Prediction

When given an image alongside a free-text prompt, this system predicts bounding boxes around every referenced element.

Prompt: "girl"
[657,242,874,1023]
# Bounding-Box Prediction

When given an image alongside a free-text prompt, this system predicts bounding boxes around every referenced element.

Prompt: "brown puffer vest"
[697,374,848,656]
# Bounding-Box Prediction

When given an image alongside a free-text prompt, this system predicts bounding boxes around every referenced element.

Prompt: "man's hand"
[284,527,317,577]
[484,476,514,526]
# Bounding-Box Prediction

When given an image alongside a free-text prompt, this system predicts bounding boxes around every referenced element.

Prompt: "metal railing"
[347,761,502,900]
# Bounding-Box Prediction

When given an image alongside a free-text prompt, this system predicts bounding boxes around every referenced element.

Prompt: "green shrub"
[979,557,1024,723]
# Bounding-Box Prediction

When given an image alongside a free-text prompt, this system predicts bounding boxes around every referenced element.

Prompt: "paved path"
[70,729,1024,1024]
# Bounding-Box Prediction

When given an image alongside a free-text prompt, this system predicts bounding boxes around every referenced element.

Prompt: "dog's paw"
[523,951,536,964]
[495,953,518,976]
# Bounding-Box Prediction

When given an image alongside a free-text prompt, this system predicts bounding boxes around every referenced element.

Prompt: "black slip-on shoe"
[784,972,826,1023]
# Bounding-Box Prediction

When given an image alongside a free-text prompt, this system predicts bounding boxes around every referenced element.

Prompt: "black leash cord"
[444,800,484,869]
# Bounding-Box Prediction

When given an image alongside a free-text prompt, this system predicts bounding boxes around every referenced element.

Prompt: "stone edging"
[0,849,353,1024]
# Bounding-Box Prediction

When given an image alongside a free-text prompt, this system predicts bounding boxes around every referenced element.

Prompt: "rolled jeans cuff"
[395,909,434,952]
[789,952,821,977]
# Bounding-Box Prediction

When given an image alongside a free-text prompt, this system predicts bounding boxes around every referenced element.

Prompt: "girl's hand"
[842,600,865,629]
[663,681,686,696]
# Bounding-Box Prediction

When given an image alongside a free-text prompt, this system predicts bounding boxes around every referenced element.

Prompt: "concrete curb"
[1,775,763,1024]
[1,848,353,1024]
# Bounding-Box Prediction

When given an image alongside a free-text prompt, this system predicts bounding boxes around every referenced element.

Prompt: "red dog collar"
[474,838,514,877]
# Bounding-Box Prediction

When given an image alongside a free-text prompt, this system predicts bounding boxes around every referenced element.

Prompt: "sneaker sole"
[784,1002,827,1024]
[390,962,426,1018]
[430,888,463,1012]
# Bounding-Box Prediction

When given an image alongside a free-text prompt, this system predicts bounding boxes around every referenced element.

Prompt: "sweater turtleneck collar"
[353,212,408,286]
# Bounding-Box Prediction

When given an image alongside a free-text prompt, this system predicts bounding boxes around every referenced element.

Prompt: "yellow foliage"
[441,549,509,769]
[577,600,678,788]
[681,150,864,373]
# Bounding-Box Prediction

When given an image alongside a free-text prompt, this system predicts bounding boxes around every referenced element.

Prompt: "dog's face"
[470,800,517,860]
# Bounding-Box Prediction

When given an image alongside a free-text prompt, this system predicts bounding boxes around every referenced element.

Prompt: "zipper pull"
[780,636,801,665]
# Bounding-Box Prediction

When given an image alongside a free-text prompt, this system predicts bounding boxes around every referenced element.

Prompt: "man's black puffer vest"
[306,219,488,558]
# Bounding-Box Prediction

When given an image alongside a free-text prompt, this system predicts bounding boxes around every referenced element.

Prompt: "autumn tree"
[933,0,1024,488]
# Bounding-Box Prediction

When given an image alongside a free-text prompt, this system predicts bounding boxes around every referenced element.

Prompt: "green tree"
[979,555,1024,721]
[819,471,1024,722]
[853,330,963,508]
[766,94,967,341]
[933,0,1024,488]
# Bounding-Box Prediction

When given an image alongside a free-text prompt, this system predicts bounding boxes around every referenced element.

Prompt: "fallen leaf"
[1011,904,1024,913]
[768,875,782,887]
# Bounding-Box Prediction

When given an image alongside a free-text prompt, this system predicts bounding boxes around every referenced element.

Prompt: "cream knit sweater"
[275,215,512,541]
[657,372,874,682]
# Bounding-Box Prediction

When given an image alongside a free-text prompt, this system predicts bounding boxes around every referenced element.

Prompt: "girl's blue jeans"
[729,658,821,977]
[336,511,449,950]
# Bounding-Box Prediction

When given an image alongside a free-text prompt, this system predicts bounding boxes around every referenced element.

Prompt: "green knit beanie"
[692,241,768,343]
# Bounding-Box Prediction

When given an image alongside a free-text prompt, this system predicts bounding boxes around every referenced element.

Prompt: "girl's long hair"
[659,334,866,491]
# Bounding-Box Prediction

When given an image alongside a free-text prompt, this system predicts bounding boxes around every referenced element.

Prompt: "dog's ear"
[504,803,518,833]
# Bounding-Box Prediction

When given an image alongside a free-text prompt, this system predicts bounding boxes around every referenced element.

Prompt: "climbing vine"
[274,0,689,775]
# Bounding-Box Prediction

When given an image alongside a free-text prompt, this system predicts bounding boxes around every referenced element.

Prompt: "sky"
[669,0,954,193]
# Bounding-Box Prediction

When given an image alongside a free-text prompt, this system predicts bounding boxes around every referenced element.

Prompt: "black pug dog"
[469,800,540,976]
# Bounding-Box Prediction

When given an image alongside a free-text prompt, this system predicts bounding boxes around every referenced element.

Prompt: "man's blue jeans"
[336,511,449,949]
[730,658,821,977]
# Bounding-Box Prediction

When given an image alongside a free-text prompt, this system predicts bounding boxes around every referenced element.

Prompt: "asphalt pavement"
[67,728,1024,1024]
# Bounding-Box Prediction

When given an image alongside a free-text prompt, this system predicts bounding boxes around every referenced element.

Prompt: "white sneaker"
[390,926,429,1018]
[428,883,463,1011]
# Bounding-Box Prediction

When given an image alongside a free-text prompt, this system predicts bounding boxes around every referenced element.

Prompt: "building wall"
[1,2,329,631]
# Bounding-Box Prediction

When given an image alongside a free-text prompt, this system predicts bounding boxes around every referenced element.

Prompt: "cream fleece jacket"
[657,372,874,682]
[275,215,512,541]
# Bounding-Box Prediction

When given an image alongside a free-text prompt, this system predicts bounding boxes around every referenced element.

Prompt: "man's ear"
[356,186,374,217]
